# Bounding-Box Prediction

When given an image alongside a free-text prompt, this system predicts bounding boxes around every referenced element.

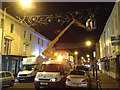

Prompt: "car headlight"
[34,77,39,81]
[50,78,57,82]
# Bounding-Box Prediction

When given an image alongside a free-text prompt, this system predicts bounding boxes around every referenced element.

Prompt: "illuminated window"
[10,23,14,33]
[30,34,32,41]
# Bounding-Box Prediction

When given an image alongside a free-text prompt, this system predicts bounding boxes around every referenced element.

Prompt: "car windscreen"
[41,64,61,72]
[70,71,85,75]
[21,65,36,71]
[76,66,88,71]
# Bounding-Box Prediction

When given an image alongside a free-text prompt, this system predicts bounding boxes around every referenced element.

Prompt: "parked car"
[65,70,91,88]
[0,71,15,87]
[76,65,89,71]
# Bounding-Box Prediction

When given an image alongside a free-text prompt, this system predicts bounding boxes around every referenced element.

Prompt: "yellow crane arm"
[42,19,89,59]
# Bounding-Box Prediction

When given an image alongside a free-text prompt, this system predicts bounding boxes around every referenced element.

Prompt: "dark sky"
[2,2,115,58]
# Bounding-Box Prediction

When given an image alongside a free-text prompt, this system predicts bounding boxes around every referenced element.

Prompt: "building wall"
[0,9,52,75]
[99,2,120,79]
[0,9,51,58]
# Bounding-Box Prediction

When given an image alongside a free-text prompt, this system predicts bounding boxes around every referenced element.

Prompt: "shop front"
[100,57,109,74]
[2,55,27,76]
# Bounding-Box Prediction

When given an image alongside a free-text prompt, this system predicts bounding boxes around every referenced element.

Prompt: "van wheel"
[10,81,14,87]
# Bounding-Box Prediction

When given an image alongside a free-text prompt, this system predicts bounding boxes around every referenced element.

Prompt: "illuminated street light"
[74,51,78,55]
[54,52,58,56]
[86,54,90,57]
[86,41,91,46]
[81,57,84,59]
[74,51,78,65]
[88,58,90,61]
[20,0,31,8]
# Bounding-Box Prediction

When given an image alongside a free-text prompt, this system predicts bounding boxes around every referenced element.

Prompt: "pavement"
[90,70,120,89]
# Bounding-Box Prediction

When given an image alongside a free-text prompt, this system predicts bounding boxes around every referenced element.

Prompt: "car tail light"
[66,78,71,81]
[82,79,88,82]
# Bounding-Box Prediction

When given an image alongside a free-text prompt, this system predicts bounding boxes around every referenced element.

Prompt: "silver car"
[0,71,15,87]
[65,70,90,88]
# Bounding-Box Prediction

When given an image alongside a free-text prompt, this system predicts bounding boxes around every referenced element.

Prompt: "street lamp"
[20,0,31,8]
[86,41,92,46]
[74,51,78,66]
[86,54,90,58]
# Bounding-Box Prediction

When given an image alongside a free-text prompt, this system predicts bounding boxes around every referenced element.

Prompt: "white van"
[34,60,72,88]
[17,56,44,82]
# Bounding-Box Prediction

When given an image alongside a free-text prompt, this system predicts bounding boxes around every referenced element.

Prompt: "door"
[0,72,6,85]
[5,72,13,85]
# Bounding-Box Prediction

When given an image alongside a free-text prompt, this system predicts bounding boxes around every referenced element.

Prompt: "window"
[115,14,117,29]
[4,38,11,54]
[1,18,4,28]
[104,32,106,43]
[42,40,44,46]
[24,31,26,39]
[30,34,32,41]
[5,72,12,77]
[10,23,14,33]
[0,72,5,78]
[38,38,40,44]
[112,21,114,34]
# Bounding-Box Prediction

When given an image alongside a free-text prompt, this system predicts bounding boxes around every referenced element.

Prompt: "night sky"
[2,2,115,58]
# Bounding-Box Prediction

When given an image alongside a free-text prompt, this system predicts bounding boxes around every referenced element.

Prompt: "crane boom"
[42,19,89,59]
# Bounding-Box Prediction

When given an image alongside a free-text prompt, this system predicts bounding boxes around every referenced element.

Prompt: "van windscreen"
[41,64,61,72]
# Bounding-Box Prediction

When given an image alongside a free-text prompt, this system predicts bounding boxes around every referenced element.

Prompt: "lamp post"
[74,51,78,66]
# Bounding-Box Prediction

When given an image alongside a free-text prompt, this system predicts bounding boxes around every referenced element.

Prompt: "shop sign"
[101,57,108,62]
[112,41,120,46]
[111,35,120,41]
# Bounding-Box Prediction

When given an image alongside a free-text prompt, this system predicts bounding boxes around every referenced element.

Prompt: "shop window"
[4,38,11,55]
[105,61,109,71]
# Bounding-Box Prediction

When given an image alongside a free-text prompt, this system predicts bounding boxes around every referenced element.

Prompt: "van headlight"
[34,77,39,81]
[50,78,57,82]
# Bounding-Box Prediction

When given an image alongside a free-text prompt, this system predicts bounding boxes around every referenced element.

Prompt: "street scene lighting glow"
[86,54,90,57]
[54,53,58,56]
[81,57,84,59]
[86,41,91,46]
[74,51,78,55]
[57,55,63,61]
[20,0,31,7]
